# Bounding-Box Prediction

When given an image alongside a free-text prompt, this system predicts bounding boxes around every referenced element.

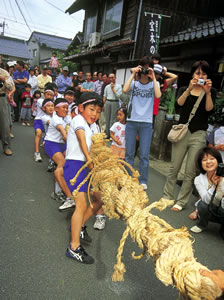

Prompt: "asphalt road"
[0,123,223,300]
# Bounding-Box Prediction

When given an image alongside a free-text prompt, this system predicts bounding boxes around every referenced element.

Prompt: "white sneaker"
[59,198,75,211]
[93,215,106,230]
[190,225,205,233]
[141,183,147,191]
[34,152,42,162]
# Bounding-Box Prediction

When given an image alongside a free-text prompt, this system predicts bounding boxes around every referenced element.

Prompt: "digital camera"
[197,79,206,85]
[140,67,150,75]
[216,163,224,177]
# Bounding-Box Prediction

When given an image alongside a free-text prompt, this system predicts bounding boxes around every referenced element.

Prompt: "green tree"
[56,46,80,72]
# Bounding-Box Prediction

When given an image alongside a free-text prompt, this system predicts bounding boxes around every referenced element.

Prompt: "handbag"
[167,90,205,143]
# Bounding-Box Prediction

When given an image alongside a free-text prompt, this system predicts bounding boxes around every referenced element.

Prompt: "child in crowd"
[44,98,69,201]
[32,90,41,117]
[49,52,59,72]
[64,88,76,125]
[33,87,55,162]
[20,83,33,126]
[56,92,104,263]
[110,105,127,159]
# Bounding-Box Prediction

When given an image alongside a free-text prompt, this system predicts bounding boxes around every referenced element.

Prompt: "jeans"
[125,121,152,185]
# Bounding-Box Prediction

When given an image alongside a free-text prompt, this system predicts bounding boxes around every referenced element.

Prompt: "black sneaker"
[66,244,94,264]
[51,191,66,203]
[47,161,56,172]
[80,225,92,243]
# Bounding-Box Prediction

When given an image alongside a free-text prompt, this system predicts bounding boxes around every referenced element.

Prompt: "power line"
[21,0,36,29]
[43,0,82,25]
[3,0,10,19]
[0,13,75,35]
[9,0,17,22]
[15,0,32,32]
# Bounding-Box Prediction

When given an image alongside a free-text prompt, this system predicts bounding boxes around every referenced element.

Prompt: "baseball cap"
[153,64,163,74]
[43,65,48,69]
[29,66,35,71]
[63,66,69,71]
[73,72,78,75]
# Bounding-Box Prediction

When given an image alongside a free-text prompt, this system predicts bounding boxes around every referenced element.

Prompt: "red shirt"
[21,92,32,108]
[153,79,169,115]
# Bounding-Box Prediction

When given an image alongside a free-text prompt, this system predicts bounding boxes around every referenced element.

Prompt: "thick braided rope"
[70,133,222,300]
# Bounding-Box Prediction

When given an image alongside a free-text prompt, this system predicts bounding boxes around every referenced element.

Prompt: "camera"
[197,79,206,85]
[140,67,150,75]
[0,80,4,88]
[216,163,224,177]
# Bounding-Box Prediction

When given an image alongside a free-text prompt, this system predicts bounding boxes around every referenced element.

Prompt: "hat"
[73,72,78,75]
[43,65,48,70]
[63,66,69,72]
[7,61,15,67]
[153,64,163,74]
[29,66,35,71]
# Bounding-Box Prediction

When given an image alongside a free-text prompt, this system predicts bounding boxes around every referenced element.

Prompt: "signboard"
[144,13,161,56]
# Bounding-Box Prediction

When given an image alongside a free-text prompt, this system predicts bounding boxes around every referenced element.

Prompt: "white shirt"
[34,98,45,120]
[66,114,94,161]
[127,80,160,123]
[45,112,67,143]
[40,114,52,133]
[194,173,224,208]
[110,122,126,148]
[28,75,38,96]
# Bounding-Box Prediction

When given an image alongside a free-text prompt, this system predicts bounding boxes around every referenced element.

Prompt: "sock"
[55,182,62,194]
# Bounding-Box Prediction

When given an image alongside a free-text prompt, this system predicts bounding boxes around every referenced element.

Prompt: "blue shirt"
[127,80,159,123]
[82,81,94,91]
[56,75,72,93]
[13,70,29,88]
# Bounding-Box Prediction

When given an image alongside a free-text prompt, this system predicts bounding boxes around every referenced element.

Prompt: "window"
[33,49,37,57]
[103,0,123,35]
[84,10,97,42]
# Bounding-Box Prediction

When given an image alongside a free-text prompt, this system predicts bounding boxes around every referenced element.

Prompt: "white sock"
[55,182,62,194]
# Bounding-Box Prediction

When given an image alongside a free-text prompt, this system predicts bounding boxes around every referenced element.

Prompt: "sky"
[0,0,84,40]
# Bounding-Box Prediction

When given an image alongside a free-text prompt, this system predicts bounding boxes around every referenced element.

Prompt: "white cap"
[153,64,163,74]
[73,72,78,75]
[7,61,15,67]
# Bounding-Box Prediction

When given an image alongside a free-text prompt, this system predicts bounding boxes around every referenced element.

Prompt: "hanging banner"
[144,13,161,56]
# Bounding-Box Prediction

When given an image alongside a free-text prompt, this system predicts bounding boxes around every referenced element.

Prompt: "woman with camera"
[123,56,161,190]
[190,147,224,238]
[162,60,216,210]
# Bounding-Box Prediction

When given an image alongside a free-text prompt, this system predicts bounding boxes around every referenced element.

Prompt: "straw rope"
[70,133,222,300]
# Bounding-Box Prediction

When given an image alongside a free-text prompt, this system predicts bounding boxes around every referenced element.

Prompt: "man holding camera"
[123,56,161,190]
[0,65,14,155]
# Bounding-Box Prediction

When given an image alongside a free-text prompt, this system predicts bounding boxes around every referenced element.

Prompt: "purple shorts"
[34,119,45,132]
[64,160,89,193]
[44,140,66,158]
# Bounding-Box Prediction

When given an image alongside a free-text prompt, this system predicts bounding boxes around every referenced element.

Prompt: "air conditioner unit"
[89,32,101,48]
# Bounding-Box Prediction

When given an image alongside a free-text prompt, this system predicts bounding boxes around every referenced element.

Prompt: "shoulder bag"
[167,90,205,143]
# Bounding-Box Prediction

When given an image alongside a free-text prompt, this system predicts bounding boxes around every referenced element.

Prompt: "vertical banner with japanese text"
[144,13,161,56]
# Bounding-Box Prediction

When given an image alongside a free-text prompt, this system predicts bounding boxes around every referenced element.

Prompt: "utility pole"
[0,20,7,36]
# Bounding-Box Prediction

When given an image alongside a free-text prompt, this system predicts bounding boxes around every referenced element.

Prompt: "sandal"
[171,204,183,212]
[189,210,198,220]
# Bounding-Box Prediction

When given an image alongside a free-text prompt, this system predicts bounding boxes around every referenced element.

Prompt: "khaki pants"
[163,130,207,207]
[0,95,10,150]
